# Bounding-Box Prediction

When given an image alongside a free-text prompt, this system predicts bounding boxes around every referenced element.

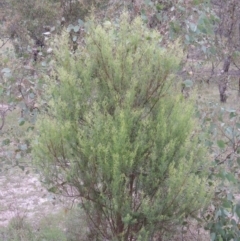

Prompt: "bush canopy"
[32,13,212,240]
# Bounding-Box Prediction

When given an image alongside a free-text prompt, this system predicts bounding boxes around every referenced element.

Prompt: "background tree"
[32,14,212,240]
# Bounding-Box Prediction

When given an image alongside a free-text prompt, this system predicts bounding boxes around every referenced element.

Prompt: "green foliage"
[2,216,35,241]
[64,208,89,241]
[33,13,212,240]
[1,0,238,239]
[197,101,240,240]
[137,0,217,57]
[0,210,87,241]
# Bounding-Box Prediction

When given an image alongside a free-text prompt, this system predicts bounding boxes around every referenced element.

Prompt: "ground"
[0,105,70,229]
[0,167,67,227]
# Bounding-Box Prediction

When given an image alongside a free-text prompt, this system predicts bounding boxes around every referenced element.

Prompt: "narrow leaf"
[217,140,225,149]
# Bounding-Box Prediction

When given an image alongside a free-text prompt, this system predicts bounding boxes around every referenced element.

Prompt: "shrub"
[32,13,212,240]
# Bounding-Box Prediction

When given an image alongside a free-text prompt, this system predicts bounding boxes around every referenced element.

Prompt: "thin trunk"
[219,56,231,102]
[116,213,124,239]
[238,78,240,96]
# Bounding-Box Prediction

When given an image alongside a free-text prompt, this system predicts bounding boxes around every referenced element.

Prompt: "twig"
[0,38,10,49]
[0,105,11,130]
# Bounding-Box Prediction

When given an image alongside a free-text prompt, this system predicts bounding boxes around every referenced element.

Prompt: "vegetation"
[0,208,88,241]
[32,14,212,240]
[0,0,240,240]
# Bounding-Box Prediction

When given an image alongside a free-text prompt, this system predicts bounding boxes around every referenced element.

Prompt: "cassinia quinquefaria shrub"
[32,13,212,241]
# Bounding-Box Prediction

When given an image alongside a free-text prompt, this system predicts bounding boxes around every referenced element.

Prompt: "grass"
[0,207,89,241]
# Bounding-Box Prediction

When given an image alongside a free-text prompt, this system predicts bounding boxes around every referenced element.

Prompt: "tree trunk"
[218,80,227,102]
[219,56,231,102]
[238,78,240,96]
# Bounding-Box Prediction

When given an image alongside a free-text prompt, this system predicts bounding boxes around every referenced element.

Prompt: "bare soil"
[0,106,68,228]
[0,167,67,227]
